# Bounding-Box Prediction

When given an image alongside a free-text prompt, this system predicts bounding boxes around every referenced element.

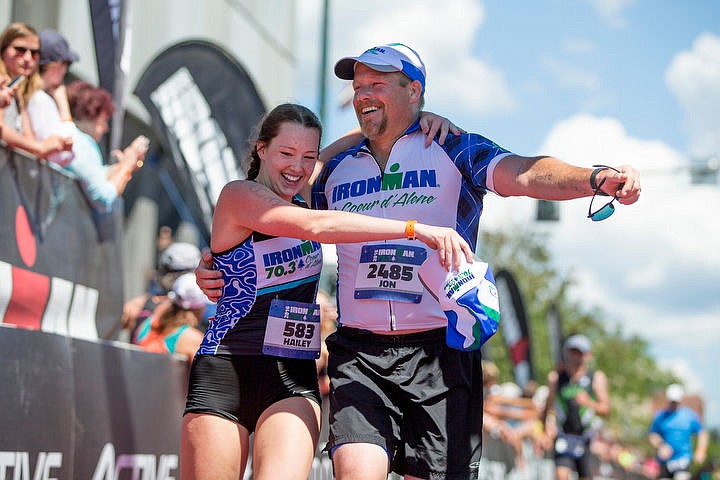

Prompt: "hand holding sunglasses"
[587,165,623,221]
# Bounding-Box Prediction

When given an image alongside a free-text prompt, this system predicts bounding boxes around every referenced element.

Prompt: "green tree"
[477,225,691,450]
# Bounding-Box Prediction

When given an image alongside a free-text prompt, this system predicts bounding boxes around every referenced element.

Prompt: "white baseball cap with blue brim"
[334,43,427,93]
[418,252,500,351]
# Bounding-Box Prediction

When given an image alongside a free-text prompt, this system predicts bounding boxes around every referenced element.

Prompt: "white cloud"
[540,55,600,91]
[562,37,596,55]
[587,0,637,27]
[658,357,705,394]
[481,113,720,379]
[295,0,516,123]
[666,32,720,159]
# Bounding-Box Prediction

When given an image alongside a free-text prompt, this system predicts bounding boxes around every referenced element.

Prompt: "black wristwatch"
[590,167,610,195]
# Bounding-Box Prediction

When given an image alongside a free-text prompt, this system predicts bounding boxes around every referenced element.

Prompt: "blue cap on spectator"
[564,334,592,353]
[39,29,79,65]
[334,43,427,93]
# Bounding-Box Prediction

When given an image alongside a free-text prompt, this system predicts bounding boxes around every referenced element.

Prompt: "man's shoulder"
[437,131,512,157]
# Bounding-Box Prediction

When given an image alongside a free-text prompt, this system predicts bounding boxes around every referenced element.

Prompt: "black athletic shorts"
[554,434,593,479]
[326,326,484,480]
[185,354,321,432]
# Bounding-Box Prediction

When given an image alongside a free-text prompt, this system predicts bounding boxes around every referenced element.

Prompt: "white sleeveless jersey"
[312,120,512,332]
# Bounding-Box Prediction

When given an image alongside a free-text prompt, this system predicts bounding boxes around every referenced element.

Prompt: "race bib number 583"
[262,299,321,359]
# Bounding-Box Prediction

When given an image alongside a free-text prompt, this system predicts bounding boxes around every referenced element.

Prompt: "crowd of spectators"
[479,357,716,479]
[0,21,149,216]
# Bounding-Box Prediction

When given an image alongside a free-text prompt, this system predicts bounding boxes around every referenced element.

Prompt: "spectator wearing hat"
[543,334,610,480]
[133,272,207,364]
[122,241,204,340]
[0,22,72,159]
[649,384,708,480]
[26,28,79,166]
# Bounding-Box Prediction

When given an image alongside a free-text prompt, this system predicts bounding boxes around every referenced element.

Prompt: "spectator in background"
[544,334,610,480]
[27,28,80,167]
[123,241,203,340]
[66,79,148,213]
[0,22,72,158]
[649,383,708,480]
[481,360,526,470]
[134,272,206,365]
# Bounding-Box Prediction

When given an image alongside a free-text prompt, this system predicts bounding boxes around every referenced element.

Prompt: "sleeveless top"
[135,316,190,354]
[197,196,323,355]
[555,368,600,435]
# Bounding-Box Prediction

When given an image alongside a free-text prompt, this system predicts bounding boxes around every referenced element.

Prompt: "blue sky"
[294,0,720,429]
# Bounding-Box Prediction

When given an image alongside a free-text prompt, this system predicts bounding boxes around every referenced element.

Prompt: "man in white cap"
[543,334,610,480]
[649,384,708,480]
[196,42,642,479]
[309,44,639,480]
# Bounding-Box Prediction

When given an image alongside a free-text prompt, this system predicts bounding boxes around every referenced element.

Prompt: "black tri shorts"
[184,354,321,432]
[326,326,484,480]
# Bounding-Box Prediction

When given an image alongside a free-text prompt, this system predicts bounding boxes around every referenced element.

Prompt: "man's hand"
[195,248,224,302]
[598,164,641,205]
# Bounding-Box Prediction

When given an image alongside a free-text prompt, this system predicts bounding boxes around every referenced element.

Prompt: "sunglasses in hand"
[587,165,622,222]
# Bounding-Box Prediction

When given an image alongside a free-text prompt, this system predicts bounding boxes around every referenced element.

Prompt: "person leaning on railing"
[63,80,148,213]
[0,22,72,159]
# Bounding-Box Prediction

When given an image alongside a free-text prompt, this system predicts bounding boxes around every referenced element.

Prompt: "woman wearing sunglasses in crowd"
[181,103,471,480]
[0,22,72,158]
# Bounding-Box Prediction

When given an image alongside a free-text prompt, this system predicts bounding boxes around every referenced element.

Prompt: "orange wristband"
[405,220,417,240]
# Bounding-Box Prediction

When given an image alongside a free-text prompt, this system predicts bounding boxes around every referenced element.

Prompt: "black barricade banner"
[494,269,535,389]
[0,148,124,339]
[0,328,647,479]
[0,327,187,479]
[134,40,266,238]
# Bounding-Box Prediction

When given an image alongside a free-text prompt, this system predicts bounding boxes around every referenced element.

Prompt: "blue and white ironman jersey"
[198,231,323,355]
[312,120,512,332]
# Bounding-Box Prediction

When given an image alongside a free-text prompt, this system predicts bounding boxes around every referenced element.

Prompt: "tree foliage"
[477,225,698,450]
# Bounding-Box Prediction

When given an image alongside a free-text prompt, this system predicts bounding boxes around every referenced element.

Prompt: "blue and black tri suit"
[185,196,324,430]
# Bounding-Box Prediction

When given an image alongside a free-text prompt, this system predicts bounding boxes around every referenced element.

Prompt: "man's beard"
[359,113,387,140]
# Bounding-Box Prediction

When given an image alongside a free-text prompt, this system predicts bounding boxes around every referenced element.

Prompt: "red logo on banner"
[15,205,37,268]
[3,267,50,329]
